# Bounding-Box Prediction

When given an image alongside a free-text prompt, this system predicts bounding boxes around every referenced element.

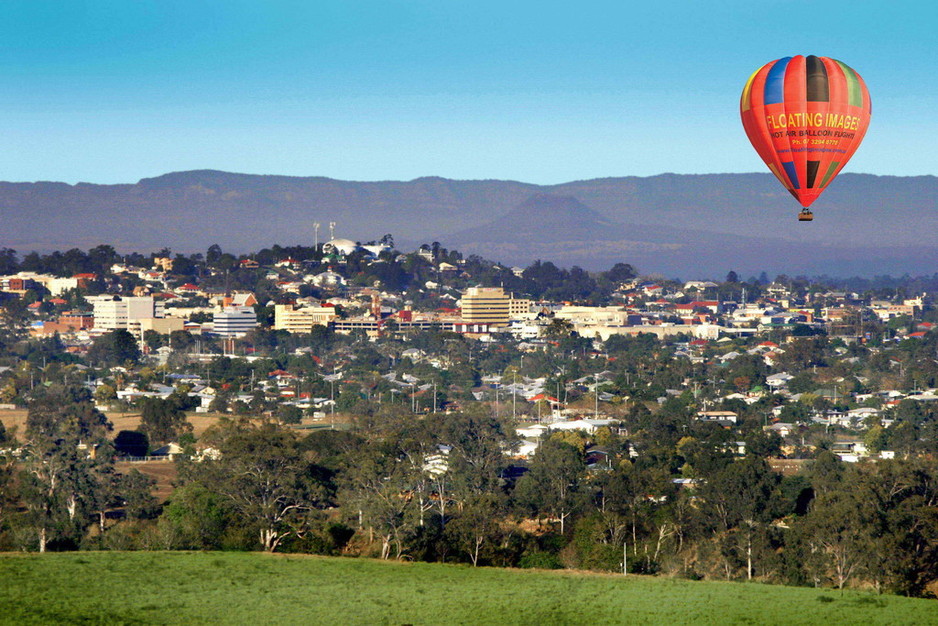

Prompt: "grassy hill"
[0,552,935,625]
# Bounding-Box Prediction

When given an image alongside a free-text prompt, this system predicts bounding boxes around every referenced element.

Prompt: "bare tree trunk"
[470,536,483,567]
[632,515,638,556]
[653,523,673,563]
[39,527,47,553]
[261,527,280,552]
[747,531,753,581]
[435,479,448,531]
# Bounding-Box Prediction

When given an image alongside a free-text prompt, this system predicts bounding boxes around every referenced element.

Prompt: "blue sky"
[0,0,934,184]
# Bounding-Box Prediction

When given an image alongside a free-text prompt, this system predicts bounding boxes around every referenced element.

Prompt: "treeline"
[2,386,937,597]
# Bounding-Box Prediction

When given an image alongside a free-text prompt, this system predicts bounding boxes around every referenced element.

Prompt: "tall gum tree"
[22,385,113,552]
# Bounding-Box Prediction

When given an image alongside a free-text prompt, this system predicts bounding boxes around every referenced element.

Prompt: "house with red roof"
[72,273,98,289]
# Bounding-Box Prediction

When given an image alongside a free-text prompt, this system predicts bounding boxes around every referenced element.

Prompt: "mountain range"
[2,170,936,279]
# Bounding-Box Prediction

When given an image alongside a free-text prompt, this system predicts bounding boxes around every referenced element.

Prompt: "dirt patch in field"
[108,412,225,439]
[107,411,144,435]
[2,409,225,441]
[0,409,28,436]
[115,460,178,502]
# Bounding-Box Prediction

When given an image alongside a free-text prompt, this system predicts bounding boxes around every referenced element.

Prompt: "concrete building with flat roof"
[460,287,511,326]
[93,296,164,332]
[213,306,258,337]
[139,317,185,335]
[274,304,338,333]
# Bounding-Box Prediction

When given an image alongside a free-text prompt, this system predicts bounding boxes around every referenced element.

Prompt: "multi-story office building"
[460,287,511,326]
[509,297,532,318]
[274,304,338,333]
[92,296,164,332]
[213,306,259,337]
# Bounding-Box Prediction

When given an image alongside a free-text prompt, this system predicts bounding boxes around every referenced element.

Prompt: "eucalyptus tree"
[699,457,782,580]
[21,385,113,551]
[514,437,586,535]
[179,420,330,552]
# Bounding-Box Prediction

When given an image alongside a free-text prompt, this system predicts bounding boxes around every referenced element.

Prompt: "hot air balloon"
[740,55,871,221]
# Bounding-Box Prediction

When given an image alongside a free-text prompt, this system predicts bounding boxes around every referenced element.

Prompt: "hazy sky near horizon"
[1,1,934,184]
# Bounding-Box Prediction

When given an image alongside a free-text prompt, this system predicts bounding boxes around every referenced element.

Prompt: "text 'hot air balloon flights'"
[741,55,871,221]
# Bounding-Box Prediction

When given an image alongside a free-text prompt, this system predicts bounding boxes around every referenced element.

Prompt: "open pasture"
[0,552,935,625]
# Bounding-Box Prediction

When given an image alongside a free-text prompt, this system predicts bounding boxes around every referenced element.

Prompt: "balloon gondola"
[740,55,871,221]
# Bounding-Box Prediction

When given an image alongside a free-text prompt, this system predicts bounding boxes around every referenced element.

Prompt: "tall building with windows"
[460,287,511,326]
[509,297,532,318]
[92,296,164,332]
[274,304,338,333]
[213,306,258,337]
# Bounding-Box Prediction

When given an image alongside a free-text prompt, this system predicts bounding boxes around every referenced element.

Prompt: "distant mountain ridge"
[2,170,936,278]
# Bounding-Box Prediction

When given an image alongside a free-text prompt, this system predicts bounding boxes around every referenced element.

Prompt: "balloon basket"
[798,209,813,222]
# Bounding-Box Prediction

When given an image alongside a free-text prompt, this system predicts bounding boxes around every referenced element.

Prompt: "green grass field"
[0,552,935,625]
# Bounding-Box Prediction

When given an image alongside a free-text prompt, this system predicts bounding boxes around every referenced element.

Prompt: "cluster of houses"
[6,249,938,467]
[6,243,933,353]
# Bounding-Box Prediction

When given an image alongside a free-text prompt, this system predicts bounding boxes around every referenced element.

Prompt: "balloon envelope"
[740,55,871,210]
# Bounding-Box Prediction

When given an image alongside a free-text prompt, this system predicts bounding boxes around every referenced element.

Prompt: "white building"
[92,296,164,332]
[47,277,80,296]
[213,306,258,337]
[323,238,359,256]
[307,270,347,289]
[274,303,338,333]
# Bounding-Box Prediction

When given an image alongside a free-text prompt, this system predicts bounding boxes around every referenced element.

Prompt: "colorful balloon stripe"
[835,60,864,108]
[806,160,820,188]
[818,161,840,189]
[782,161,800,189]
[764,57,791,105]
[740,68,759,112]
[805,56,829,102]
